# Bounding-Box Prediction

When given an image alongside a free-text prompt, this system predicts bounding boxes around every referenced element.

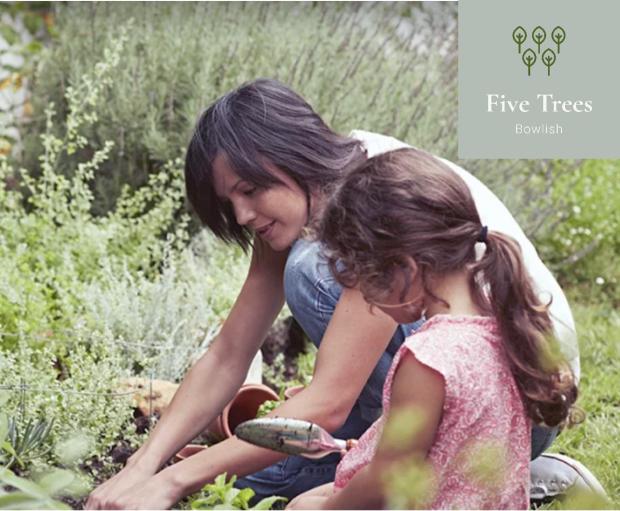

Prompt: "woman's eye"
[242,187,258,197]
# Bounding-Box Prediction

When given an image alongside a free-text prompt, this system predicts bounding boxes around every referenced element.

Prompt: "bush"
[23,2,614,298]
[0,25,250,488]
[534,159,620,303]
[0,28,189,346]
[24,2,459,213]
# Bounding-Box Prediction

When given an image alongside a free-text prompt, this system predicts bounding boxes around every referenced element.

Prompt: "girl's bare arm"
[323,352,445,509]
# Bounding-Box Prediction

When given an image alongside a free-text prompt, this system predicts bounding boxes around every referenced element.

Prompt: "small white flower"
[572,205,581,214]
[595,277,605,285]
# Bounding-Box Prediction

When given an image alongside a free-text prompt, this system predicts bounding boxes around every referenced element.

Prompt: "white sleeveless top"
[350,129,580,380]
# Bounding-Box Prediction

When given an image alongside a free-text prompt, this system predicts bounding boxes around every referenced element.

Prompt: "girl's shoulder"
[397,315,507,397]
[406,314,501,350]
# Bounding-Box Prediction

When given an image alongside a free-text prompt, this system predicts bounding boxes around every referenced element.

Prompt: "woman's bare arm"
[86,241,288,509]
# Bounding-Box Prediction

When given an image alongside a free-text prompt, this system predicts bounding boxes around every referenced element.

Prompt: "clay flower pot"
[174,444,207,462]
[206,383,279,441]
[284,385,305,400]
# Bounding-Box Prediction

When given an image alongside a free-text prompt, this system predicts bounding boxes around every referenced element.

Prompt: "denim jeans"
[236,239,420,501]
[235,239,556,501]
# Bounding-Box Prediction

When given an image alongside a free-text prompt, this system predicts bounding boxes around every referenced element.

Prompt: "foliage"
[24,2,458,214]
[0,409,85,511]
[0,25,203,347]
[0,341,138,473]
[255,400,280,419]
[4,416,54,469]
[547,304,620,506]
[535,159,620,303]
[22,2,613,297]
[262,345,316,398]
[78,231,248,381]
[0,467,72,510]
[188,473,286,511]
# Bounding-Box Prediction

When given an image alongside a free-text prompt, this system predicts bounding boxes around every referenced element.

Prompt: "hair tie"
[477,225,489,244]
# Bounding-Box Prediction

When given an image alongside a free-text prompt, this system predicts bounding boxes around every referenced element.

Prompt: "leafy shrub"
[534,159,620,303]
[188,473,286,510]
[78,230,248,381]
[0,340,138,473]
[0,28,190,347]
[24,2,459,213]
[0,26,249,494]
[23,2,613,299]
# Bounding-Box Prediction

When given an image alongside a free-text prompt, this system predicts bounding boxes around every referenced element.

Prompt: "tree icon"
[512,26,527,54]
[532,26,547,53]
[542,48,556,76]
[522,48,536,76]
[551,26,566,53]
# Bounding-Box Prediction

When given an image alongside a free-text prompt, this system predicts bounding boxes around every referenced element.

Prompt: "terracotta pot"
[174,443,207,462]
[284,385,305,400]
[205,384,279,441]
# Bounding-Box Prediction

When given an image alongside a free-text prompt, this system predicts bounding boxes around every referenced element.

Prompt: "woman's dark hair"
[320,148,579,428]
[184,78,366,250]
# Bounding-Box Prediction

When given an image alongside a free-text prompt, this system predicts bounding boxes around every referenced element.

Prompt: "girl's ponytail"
[470,229,578,428]
[319,148,580,428]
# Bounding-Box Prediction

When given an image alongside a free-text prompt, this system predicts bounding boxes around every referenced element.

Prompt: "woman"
[86,79,579,509]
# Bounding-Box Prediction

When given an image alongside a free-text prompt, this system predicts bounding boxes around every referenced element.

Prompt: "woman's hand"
[85,467,180,510]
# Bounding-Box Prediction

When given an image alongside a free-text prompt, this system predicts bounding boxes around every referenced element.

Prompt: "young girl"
[86,80,579,509]
[288,148,579,510]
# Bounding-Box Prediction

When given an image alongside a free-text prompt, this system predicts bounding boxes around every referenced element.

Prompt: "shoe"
[530,453,608,503]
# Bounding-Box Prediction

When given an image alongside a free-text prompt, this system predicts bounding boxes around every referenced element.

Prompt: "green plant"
[255,400,280,419]
[0,25,192,347]
[189,473,286,510]
[25,2,458,214]
[534,159,620,303]
[0,467,72,510]
[5,417,55,469]
[0,409,85,510]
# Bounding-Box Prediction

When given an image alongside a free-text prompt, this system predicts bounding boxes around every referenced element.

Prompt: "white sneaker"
[530,453,608,503]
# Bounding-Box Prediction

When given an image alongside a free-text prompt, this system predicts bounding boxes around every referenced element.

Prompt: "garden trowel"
[234,417,357,459]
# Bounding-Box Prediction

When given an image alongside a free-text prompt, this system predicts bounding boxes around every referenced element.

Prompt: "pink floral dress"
[334,315,531,509]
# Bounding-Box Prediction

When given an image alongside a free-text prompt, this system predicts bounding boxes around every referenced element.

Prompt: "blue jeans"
[235,239,557,501]
[236,239,420,501]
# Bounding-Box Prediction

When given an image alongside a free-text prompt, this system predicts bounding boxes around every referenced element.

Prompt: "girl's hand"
[287,494,330,510]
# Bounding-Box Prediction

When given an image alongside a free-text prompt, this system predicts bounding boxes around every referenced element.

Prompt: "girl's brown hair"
[320,148,577,428]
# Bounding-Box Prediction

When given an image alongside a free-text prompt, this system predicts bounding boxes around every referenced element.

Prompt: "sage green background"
[459,0,620,159]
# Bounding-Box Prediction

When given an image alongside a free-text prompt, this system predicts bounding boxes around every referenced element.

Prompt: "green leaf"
[0,469,49,500]
[1,441,17,458]
[0,415,8,445]
[249,496,288,510]
[0,492,42,510]
[25,41,43,54]
[23,13,43,35]
[234,487,255,508]
[0,391,10,408]
[0,25,19,46]
[223,487,241,505]
[37,469,75,497]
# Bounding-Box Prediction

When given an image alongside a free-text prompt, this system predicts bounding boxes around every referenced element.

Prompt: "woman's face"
[212,153,309,252]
